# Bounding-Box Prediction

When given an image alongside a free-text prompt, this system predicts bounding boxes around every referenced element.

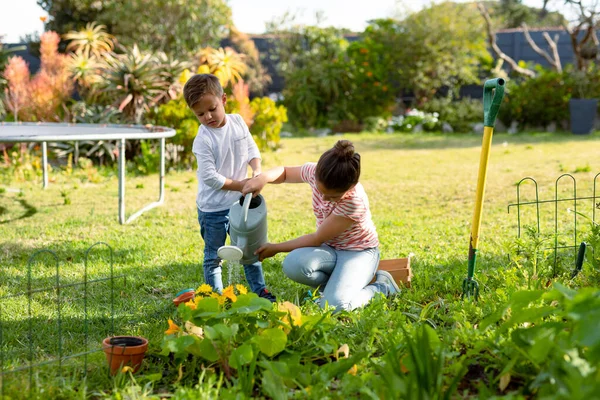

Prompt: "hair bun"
[334,140,355,160]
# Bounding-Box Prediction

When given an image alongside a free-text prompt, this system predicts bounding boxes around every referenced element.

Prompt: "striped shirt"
[301,163,379,251]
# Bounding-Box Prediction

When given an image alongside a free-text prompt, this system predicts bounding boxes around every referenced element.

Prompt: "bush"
[249,97,288,151]
[149,97,198,168]
[389,109,441,132]
[422,96,483,133]
[499,67,572,129]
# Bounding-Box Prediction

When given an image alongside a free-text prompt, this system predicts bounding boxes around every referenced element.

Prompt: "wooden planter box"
[371,258,412,288]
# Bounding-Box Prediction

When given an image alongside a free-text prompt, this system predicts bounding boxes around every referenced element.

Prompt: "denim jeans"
[282,245,384,311]
[197,208,266,294]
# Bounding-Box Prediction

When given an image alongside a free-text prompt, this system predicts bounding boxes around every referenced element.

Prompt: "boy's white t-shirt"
[192,114,261,212]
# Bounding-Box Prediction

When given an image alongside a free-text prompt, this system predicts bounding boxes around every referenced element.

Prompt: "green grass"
[1,131,600,398]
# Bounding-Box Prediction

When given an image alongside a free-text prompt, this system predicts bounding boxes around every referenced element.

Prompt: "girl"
[242,140,399,311]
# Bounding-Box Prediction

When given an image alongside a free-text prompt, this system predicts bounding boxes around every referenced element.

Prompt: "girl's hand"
[254,243,279,261]
[242,175,267,197]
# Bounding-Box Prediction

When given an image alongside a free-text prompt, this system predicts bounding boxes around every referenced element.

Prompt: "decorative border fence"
[0,242,125,396]
[508,173,600,276]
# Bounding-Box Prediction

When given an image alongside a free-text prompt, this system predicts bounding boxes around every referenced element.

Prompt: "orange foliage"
[2,31,73,121]
[231,79,255,127]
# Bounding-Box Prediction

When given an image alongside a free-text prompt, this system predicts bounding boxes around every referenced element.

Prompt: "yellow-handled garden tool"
[463,78,505,300]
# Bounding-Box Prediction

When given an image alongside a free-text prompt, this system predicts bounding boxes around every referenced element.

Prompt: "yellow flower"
[165,319,181,335]
[196,284,212,295]
[210,292,226,305]
[222,285,237,303]
[236,284,248,294]
[348,364,358,375]
[184,300,197,310]
[121,366,134,373]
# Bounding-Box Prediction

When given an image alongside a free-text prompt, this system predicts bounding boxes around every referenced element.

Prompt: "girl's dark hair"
[316,140,361,192]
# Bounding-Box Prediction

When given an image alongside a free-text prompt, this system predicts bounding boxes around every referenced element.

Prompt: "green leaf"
[229,343,254,369]
[195,296,220,313]
[198,339,219,362]
[255,328,287,357]
[165,335,196,355]
[510,290,544,311]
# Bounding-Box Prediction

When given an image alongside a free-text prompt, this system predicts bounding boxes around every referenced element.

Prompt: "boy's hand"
[254,243,279,261]
[242,175,267,197]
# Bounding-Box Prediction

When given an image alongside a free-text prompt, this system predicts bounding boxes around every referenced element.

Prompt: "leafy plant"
[268,24,353,128]
[479,284,600,398]
[388,109,441,133]
[2,31,73,122]
[249,97,288,151]
[499,66,573,129]
[62,22,115,57]
[422,96,483,133]
[102,45,171,124]
[162,284,361,395]
[197,46,247,89]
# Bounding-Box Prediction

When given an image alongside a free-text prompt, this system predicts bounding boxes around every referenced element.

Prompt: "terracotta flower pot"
[173,289,195,306]
[102,336,148,375]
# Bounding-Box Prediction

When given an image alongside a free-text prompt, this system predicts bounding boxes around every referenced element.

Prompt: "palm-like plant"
[198,47,247,88]
[63,22,115,57]
[102,45,170,123]
[67,51,104,90]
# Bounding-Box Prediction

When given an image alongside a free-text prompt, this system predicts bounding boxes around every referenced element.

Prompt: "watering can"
[219,193,268,265]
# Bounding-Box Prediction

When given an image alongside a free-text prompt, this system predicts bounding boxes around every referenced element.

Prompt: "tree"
[38,0,232,57]
[393,2,491,105]
[492,0,566,28]
[563,0,600,70]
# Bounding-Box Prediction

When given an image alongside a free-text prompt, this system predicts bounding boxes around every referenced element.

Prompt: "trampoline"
[0,122,176,224]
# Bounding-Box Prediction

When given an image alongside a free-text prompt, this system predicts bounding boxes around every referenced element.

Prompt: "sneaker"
[258,288,277,303]
[375,270,401,296]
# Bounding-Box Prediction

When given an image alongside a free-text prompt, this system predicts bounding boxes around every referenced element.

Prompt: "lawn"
[1,131,600,398]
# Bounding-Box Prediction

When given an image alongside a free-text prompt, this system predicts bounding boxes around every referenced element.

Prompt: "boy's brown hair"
[183,74,224,108]
[316,140,361,192]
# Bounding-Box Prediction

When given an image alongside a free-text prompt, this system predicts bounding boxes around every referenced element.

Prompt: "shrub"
[422,96,483,133]
[499,67,572,128]
[2,32,73,122]
[249,97,288,151]
[389,109,441,132]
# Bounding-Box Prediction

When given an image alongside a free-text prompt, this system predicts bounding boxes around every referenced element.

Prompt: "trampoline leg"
[118,139,126,224]
[159,138,165,202]
[123,138,167,224]
[42,141,48,189]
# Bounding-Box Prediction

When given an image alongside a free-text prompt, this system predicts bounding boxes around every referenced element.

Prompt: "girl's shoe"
[375,270,401,295]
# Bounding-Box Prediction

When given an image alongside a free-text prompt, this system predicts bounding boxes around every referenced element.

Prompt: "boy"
[183,73,276,302]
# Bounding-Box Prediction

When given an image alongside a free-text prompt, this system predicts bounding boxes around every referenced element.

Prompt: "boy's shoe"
[375,270,401,296]
[258,288,277,303]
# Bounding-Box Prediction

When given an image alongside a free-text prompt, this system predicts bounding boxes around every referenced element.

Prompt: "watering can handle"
[483,78,506,128]
[240,193,252,229]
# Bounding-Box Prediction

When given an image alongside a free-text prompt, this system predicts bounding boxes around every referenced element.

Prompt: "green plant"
[62,22,115,57]
[131,140,161,175]
[162,284,362,395]
[102,45,171,124]
[268,24,353,128]
[499,66,572,128]
[149,97,198,168]
[371,324,466,399]
[479,284,600,398]
[422,96,483,133]
[373,2,490,106]
[388,109,441,133]
[249,97,288,151]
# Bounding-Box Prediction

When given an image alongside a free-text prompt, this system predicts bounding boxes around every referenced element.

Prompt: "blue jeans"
[197,208,266,294]
[282,245,384,311]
